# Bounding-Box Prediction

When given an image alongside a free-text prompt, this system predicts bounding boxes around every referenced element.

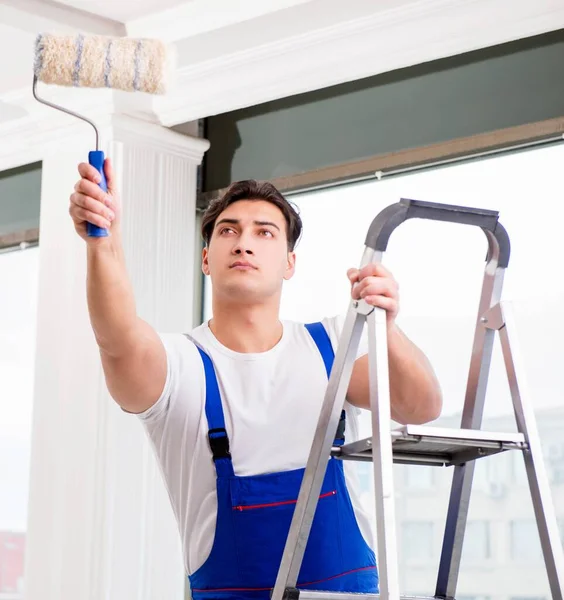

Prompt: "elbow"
[420,394,443,424]
[414,384,443,425]
[414,365,443,424]
[396,383,443,426]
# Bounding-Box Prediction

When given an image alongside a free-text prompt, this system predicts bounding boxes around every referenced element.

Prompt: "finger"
[363,294,398,315]
[71,206,112,230]
[104,157,117,195]
[74,179,112,207]
[70,192,115,222]
[355,277,398,300]
[347,268,360,283]
[78,162,102,184]
[359,262,395,282]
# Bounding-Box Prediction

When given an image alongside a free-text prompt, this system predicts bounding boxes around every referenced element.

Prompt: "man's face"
[202,200,296,304]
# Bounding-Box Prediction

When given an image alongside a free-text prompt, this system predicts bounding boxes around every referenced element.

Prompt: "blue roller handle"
[87,150,109,238]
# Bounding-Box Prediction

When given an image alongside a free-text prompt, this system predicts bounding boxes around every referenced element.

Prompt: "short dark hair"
[201,180,302,251]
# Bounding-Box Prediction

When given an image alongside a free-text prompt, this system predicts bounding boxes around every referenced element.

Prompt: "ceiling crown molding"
[153,0,564,126]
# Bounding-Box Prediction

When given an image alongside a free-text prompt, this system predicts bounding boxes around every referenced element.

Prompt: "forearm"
[86,233,140,357]
[388,325,442,424]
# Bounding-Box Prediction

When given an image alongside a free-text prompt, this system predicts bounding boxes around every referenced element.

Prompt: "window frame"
[198,116,564,209]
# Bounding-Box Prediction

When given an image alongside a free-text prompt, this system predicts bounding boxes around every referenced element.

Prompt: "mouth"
[229,261,257,270]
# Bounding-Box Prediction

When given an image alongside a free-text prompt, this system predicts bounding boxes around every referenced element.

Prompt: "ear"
[283,251,296,281]
[202,246,210,276]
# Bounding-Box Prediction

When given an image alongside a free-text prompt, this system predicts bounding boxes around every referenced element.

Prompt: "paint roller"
[33,33,173,237]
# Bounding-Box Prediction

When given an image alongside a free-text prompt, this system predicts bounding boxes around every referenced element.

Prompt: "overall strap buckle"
[334,410,346,446]
[208,428,231,460]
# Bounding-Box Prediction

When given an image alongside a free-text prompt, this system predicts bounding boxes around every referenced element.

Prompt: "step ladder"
[270,198,564,600]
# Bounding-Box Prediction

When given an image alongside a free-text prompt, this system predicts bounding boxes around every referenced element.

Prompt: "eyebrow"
[215,218,281,232]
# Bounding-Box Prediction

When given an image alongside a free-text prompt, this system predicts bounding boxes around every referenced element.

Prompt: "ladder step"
[332,424,527,467]
[298,592,437,600]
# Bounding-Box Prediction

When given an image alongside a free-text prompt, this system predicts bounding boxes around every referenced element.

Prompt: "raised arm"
[69,158,167,414]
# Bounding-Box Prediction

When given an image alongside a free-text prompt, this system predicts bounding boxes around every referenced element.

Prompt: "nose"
[232,243,253,256]
[231,226,255,256]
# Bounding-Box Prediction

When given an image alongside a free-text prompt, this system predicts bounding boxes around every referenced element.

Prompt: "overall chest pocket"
[229,466,343,587]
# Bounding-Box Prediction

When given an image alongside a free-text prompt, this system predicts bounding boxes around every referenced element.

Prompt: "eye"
[259,229,274,238]
[219,227,235,235]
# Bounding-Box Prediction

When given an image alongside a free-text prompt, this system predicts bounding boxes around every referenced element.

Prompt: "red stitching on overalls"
[192,565,377,592]
[233,490,336,511]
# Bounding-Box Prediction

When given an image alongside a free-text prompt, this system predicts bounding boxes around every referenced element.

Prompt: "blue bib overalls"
[189,322,379,599]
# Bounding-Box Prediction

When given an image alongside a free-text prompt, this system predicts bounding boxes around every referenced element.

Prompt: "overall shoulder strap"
[304,321,334,378]
[195,345,235,477]
[304,322,346,446]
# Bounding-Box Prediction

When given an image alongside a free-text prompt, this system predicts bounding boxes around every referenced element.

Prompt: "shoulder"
[280,315,345,349]
[160,328,205,372]
[319,314,347,348]
[135,327,207,424]
[317,313,369,362]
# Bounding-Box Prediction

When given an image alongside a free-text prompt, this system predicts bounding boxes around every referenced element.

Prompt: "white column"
[24,113,209,600]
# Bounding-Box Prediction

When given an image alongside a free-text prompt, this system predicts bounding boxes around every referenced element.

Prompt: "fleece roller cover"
[33,33,173,237]
[34,33,172,94]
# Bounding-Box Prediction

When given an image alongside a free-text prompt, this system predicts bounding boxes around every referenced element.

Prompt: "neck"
[208,297,283,353]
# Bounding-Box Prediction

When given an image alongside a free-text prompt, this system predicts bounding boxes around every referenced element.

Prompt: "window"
[402,521,434,561]
[472,458,491,492]
[511,520,543,562]
[558,519,564,548]
[462,521,491,562]
[404,466,433,490]
[201,141,564,597]
[545,442,564,485]
[0,246,39,598]
[0,162,41,250]
[550,465,564,486]
[512,450,529,486]
[545,442,564,461]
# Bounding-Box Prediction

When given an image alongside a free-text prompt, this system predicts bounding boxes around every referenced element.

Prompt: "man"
[69,159,442,598]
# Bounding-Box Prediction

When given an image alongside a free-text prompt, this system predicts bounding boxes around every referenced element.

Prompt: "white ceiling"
[53,0,193,23]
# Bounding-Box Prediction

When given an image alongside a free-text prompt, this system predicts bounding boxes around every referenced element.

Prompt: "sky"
[3,142,564,533]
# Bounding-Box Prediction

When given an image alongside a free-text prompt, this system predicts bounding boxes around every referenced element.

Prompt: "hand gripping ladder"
[270,199,564,600]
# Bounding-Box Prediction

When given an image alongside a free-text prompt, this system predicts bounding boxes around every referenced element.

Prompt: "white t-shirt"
[136,314,373,576]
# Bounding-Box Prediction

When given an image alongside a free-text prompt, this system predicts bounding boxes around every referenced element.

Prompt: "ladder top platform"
[332,424,527,467]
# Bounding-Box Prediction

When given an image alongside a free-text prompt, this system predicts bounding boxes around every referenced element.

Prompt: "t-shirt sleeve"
[321,312,369,361]
[134,332,203,425]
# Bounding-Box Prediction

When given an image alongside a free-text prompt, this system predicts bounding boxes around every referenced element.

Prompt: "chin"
[222,284,260,301]
[221,282,277,304]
